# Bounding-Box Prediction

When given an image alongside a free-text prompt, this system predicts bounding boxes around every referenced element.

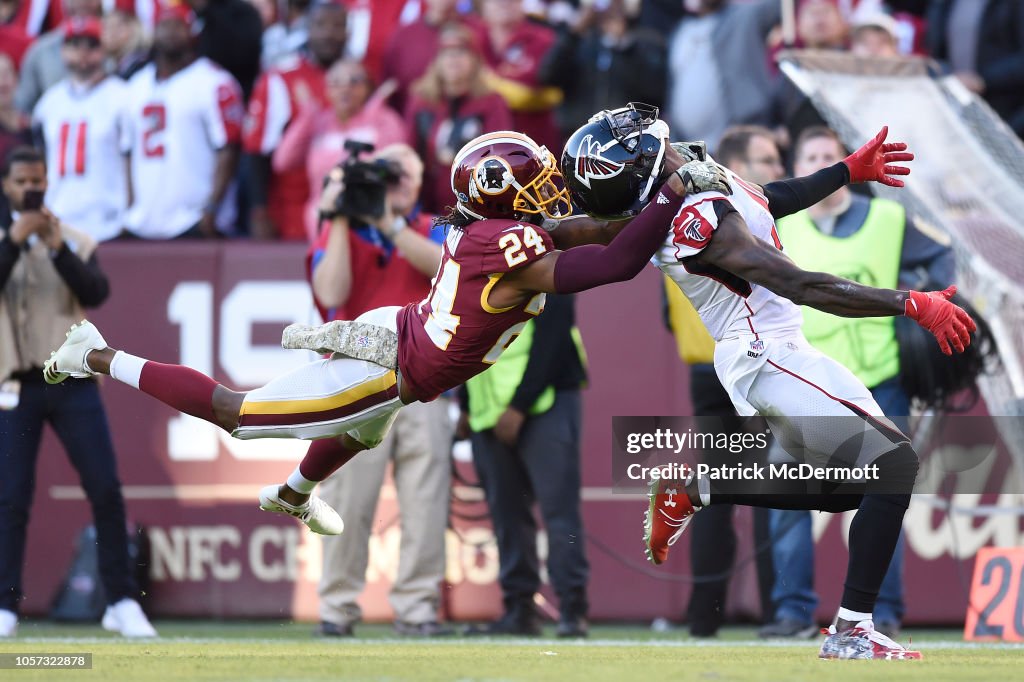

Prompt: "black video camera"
[328,140,402,220]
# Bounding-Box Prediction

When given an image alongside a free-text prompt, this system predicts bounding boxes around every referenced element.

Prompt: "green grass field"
[1,622,1020,681]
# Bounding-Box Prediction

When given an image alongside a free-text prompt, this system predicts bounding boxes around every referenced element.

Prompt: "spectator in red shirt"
[406,23,512,215]
[342,0,424,83]
[272,59,407,241]
[478,0,562,154]
[8,0,64,37]
[244,0,348,240]
[382,0,482,114]
[0,0,33,70]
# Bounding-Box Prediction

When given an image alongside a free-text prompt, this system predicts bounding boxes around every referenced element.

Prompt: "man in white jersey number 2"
[559,103,975,661]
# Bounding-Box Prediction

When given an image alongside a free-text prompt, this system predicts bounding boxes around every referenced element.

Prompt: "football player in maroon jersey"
[43,117,719,535]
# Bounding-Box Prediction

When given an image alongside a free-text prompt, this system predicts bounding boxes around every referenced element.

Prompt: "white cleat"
[0,609,17,637]
[43,320,107,385]
[102,599,158,638]
[259,484,345,535]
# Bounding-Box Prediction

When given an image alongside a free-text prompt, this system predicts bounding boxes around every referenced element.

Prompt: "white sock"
[286,468,318,495]
[108,351,147,389]
[837,608,873,626]
[697,476,710,507]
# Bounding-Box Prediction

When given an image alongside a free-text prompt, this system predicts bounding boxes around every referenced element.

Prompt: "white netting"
[777,50,1024,470]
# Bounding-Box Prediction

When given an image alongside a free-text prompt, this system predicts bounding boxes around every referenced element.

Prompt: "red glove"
[905,286,977,355]
[843,126,914,187]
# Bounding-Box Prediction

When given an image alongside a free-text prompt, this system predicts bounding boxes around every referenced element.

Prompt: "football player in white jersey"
[559,103,975,660]
[32,17,129,242]
[122,5,243,239]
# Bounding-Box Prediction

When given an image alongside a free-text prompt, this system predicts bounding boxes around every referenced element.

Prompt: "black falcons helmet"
[559,102,669,220]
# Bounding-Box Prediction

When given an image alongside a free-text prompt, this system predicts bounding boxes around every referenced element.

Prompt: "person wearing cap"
[122,5,245,239]
[404,22,513,215]
[850,13,900,58]
[32,16,130,243]
[15,0,104,114]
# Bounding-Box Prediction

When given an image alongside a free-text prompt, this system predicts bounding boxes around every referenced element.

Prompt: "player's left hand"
[905,285,977,355]
[676,160,732,196]
[843,125,914,187]
[494,407,526,446]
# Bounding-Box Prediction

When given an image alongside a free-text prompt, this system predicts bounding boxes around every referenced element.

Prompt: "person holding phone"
[0,146,155,638]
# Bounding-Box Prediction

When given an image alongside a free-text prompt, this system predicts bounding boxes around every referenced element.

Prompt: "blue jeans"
[0,376,137,614]
[770,378,908,625]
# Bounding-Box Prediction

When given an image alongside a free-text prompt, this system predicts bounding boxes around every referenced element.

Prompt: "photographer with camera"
[0,146,155,638]
[308,142,454,637]
[272,59,407,242]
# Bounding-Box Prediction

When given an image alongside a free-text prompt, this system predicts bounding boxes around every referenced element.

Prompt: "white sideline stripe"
[48,485,633,502]
[11,637,1024,650]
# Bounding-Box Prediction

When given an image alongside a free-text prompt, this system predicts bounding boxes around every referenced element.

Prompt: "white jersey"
[654,167,803,341]
[123,59,243,238]
[33,77,129,242]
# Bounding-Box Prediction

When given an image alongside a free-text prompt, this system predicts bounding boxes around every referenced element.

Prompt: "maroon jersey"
[396,218,555,401]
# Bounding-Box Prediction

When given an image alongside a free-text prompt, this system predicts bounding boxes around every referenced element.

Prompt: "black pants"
[470,391,589,620]
[0,374,137,614]
[686,364,775,634]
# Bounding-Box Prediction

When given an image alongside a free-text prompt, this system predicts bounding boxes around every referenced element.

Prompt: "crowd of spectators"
[0,0,1019,242]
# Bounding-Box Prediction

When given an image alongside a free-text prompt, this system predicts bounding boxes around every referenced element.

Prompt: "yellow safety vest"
[665,276,716,365]
[776,198,905,388]
[465,321,587,432]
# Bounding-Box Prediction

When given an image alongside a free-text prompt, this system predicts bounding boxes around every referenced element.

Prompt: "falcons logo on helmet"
[574,134,624,189]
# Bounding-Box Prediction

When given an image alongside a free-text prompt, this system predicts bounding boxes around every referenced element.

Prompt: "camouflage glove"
[675,160,732,196]
[671,140,708,162]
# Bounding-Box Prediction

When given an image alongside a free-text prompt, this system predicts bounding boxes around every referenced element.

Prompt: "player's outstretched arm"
[501,174,688,297]
[548,215,631,249]
[699,208,975,354]
[761,126,913,219]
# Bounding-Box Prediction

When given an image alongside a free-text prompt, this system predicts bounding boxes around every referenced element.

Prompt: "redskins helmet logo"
[473,156,513,196]
[573,134,625,189]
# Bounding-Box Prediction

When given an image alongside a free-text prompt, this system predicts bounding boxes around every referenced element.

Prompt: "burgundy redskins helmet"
[451,131,572,223]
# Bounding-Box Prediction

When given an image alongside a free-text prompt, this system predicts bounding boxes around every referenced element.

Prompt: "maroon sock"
[298,438,360,481]
[138,362,220,424]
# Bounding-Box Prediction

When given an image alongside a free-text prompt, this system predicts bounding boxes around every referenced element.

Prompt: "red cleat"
[819,621,923,660]
[643,475,698,565]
